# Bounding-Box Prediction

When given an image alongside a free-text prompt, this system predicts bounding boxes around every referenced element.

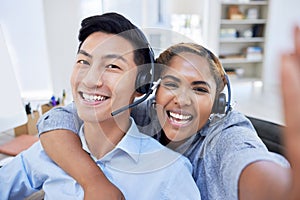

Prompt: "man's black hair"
[77,12,152,66]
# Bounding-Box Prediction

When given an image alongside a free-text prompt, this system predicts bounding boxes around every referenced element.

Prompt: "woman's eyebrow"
[162,75,211,89]
[192,81,211,89]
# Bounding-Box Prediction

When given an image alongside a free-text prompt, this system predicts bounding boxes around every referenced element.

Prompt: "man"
[0,13,200,200]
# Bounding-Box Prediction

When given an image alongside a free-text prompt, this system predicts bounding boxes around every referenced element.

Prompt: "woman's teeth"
[168,111,192,121]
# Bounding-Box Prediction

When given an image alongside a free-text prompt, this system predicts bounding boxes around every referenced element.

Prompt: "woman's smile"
[167,110,193,127]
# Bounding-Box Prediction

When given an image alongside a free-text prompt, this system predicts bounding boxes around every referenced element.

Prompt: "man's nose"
[82,66,104,88]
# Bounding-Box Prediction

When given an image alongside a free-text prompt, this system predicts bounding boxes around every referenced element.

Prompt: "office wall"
[263,0,300,89]
[0,0,83,103]
[0,0,53,100]
[43,0,81,100]
[1,0,300,103]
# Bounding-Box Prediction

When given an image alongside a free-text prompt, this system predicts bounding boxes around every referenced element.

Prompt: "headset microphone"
[111,44,157,116]
[111,79,161,116]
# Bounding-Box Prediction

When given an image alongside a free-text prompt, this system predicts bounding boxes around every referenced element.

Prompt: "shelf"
[220,58,263,64]
[221,1,268,6]
[220,37,264,43]
[221,19,267,24]
[217,0,268,82]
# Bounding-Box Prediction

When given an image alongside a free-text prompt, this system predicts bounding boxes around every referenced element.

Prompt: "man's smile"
[80,92,109,102]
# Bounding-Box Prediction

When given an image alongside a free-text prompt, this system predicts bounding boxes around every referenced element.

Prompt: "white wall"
[0,26,27,131]
[203,0,220,54]
[102,0,143,27]
[263,0,300,89]
[43,0,81,100]
[0,0,53,100]
[0,0,83,104]
[2,0,300,104]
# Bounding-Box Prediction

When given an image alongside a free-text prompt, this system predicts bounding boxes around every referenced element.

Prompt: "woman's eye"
[105,64,121,69]
[193,87,209,94]
[77,60,90,65]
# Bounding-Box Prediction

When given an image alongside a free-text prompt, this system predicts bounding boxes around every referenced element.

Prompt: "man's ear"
[134,91,144,97]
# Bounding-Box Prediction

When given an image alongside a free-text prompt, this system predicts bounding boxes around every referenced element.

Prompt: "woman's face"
[156,52,217,142]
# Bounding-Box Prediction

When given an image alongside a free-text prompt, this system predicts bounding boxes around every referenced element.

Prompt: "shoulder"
[221,110,261,143]
[20,141,58,166]
[37,102,83,135]
[201,110,265,157]
[0,141,53,177]
[224,110,255,129]
[212,110,257,139]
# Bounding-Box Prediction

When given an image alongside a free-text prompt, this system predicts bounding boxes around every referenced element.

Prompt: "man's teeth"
[82,93,106,101]
[169,111,191,120]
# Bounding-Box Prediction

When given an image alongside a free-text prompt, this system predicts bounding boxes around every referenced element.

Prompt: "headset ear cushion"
[135,70,151,94]
[212,93,226,114]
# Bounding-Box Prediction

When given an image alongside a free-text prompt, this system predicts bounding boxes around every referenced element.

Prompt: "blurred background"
[0,0,300,125]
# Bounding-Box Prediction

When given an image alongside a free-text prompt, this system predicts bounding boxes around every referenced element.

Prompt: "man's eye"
[77,60,90,65]
[162,81,178,89]
[105,64,121,69]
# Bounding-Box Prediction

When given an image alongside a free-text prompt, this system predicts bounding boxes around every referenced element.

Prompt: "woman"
[38,42,292,199]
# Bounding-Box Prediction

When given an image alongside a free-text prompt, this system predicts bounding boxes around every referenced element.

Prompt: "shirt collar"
[79,118,146,163]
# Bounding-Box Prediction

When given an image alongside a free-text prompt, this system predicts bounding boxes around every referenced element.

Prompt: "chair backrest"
[247,116,285,156]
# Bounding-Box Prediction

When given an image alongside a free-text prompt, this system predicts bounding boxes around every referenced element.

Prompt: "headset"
[211,73,232,115]
[111,44,157,116]
[111,41,232,116]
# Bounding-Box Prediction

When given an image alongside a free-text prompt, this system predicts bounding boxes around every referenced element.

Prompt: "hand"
[281,25,300,200]
[83,181,125,200]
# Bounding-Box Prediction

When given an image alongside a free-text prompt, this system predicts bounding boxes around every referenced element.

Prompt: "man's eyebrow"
[103,54,128,64]
[78,50,92,58]
[161,75,180,82]
[162,75,211,89]
[78,50,128,64]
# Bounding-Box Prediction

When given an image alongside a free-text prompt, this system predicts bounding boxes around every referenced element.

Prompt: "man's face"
[71,32,137,123]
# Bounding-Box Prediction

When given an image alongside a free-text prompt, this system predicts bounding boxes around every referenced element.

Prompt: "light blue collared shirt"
[0,118,200,200]
[37,101,289,200]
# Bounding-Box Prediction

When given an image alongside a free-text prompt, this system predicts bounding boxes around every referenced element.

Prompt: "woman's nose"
[173,89,192,106]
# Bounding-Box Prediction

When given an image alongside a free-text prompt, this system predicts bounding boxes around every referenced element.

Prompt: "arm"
[281,25,300,199]
[38,103,125,200]
[238,160,290,200]
[238,26,300,200]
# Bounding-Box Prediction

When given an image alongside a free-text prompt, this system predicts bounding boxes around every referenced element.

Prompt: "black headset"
[111,44,155,116]
[134,45,155,94]
[212,74,232,114]
[111,42,232,116]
